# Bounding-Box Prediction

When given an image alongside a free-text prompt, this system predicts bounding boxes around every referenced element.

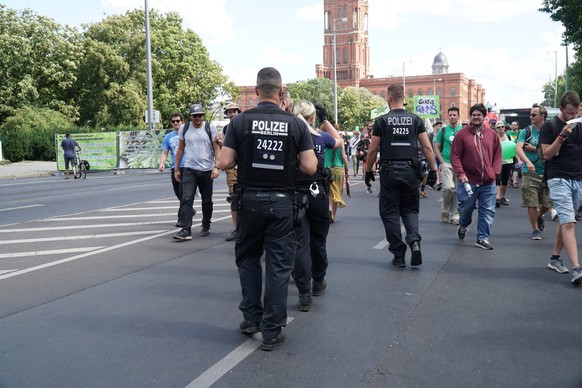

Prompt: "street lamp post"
[547,50,557,108]
[144,0,154,130]
[333,18,347,124]
[402,60,412,97]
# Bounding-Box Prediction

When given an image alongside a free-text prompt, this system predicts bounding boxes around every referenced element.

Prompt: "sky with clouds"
[4,0,575,110]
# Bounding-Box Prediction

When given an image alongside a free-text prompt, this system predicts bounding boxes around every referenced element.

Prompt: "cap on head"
[489,119,497,124]
[189,104,205,115]
[224,102,241,113]
[256,67,282,88]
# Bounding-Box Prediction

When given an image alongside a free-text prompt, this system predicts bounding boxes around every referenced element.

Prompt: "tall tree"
[337,87,386,131]
[539,0,582,50]
[0,5,82,124]
[539,1,582,96]
[287,78,335,119]
[75,9,237,128]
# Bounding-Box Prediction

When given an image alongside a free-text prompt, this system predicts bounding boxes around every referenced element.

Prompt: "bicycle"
[75,150,89,179]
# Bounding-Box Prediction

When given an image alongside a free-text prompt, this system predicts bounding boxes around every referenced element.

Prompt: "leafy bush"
[0,106,75,161]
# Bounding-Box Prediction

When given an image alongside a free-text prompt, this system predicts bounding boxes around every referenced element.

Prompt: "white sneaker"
[551,208,558,221]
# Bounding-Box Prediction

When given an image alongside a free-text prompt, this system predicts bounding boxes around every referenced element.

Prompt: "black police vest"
[237,106,300,189]
[296,133,324,185]
[378,111,420,161]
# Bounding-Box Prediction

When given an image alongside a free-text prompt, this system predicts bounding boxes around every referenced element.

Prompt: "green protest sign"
[413,96,440,118]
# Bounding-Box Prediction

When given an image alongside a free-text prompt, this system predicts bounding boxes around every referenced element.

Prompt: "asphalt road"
[1,171,581,387]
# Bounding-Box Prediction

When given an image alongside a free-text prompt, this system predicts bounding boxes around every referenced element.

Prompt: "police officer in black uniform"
[217,67,317,351]
[365,84,437,268]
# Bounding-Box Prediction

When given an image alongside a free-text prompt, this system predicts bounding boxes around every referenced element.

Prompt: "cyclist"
[61,132,81,179]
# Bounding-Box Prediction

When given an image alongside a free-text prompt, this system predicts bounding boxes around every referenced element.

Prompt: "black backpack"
[182,121,215,154]
[523,117,558,166]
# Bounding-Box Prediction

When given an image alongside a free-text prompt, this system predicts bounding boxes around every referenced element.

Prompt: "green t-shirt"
[507,130,519,143]
[517,126,544,175]
[324,147,344,168]
[436,124,462,163]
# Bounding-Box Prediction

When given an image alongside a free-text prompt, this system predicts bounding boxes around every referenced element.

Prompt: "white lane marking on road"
[36,211,231,222]
[373,225,406,250]
[0,204,45,212]
[38,214,179,221]
[187,317,295,388]
[0,270,18,275]
[0,221,177,232]
[373,239,389,250]
[101,203,231,211]
[0,231,167,245]
[0,215,229,232]
[0,216,231,281]
[0,246,105,259]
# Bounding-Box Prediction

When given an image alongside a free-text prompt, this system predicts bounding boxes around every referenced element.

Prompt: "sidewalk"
[0,161,58,180]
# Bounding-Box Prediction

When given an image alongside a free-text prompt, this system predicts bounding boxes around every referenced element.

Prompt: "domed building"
[432,51,449,75]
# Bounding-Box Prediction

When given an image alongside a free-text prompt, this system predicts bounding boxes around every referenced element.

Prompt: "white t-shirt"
[178,121,217,171]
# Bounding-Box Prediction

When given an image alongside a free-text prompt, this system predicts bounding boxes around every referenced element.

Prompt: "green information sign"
[56,132,118,171]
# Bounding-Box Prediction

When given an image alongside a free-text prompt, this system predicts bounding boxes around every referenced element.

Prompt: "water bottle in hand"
[463,182,473,196]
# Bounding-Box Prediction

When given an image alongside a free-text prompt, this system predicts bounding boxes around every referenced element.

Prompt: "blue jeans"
[548,178,582,224]
[457,183,496,241]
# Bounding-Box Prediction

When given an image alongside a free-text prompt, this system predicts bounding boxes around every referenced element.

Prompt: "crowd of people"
[158,68,582,351]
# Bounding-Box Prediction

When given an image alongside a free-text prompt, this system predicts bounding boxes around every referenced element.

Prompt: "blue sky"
[4,0,574,110]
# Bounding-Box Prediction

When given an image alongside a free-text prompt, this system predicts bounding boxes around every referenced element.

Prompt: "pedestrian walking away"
[366,84,437,268]
[61,132,81,179]
[292,100,343,312]
[217,67,317,351]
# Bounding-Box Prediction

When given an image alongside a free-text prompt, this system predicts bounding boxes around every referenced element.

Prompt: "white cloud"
[100,0,235,45]
[297,4,323,22]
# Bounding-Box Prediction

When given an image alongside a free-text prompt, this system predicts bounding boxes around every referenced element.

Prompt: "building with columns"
[234,0,486,122]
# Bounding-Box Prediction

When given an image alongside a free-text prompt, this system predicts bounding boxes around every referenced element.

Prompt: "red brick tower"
[315,0,370,88]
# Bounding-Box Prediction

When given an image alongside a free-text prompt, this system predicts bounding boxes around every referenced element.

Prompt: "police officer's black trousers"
[379,164,421,258]
[235,191,295,340]
[294,186,331,293]
[179,168,213,229]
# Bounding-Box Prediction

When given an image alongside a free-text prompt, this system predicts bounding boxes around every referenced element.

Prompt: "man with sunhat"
[173,103,221,240]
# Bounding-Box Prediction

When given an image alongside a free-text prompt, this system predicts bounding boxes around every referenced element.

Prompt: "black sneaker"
[537,216,545,232]
[239,320,261,335]
[312,279,327,296]
[175,221,182,228]
[299,295,312,312]
[476,238,494,250]
[173,228,192,241]
[457,225,467,240]
[200,226,210,236]
[260,332,285,351]
[495,199,501,208]
[410,241,422,266]
[500,198,509,206]
[392,256,406,268]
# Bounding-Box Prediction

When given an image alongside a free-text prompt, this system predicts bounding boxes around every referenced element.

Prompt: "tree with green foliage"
[75,9,238,129]
[0,5,82,124]
[539,1,582,96]
[287,78,335,119]
[337,87,386,131]
[0,107,74,161]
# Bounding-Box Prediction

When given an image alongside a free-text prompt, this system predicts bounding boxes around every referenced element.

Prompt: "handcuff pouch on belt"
[294,193,308,227]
